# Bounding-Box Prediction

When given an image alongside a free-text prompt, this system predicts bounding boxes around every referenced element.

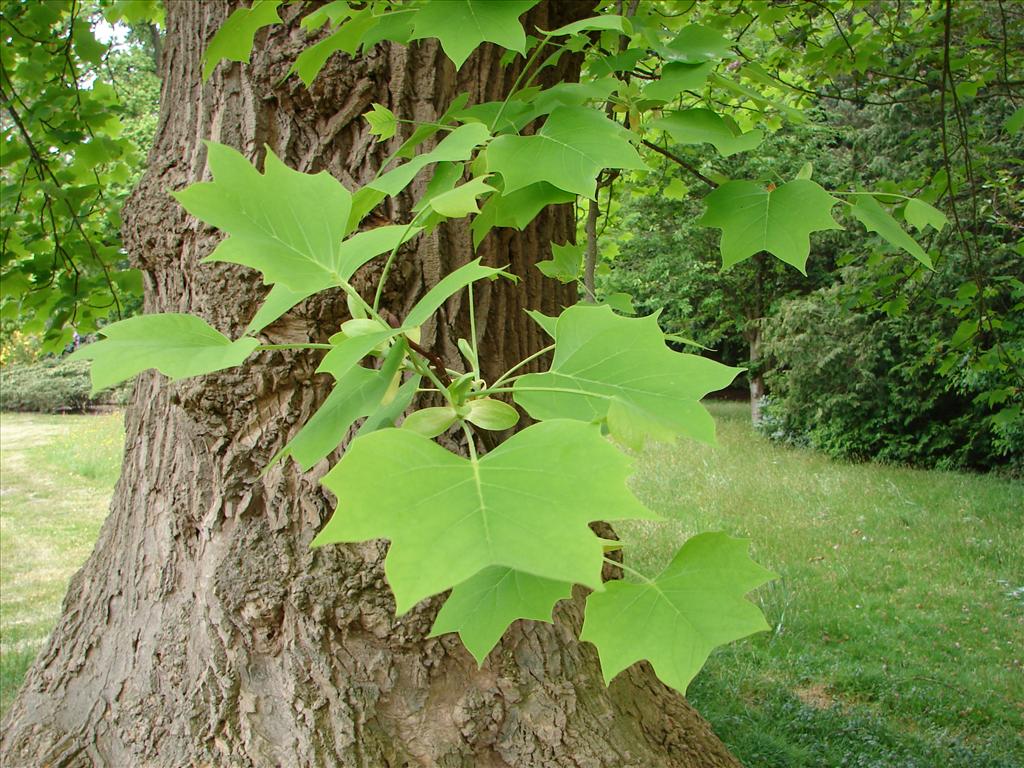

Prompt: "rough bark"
[1,3,743,766]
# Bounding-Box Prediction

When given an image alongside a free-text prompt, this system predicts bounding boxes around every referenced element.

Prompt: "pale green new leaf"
[430,567,572,664]
[581,532,775,695]
[487,107,646,199]
[71,313,259,394]
[851,195,932,268]
[429,177,496,218]
[364,103,397,141]
[903,198,948,233]
[202,0,282,81]
[513,305,741,447]
[537,242,583,283]
[699,179,841,272]
[409,0,539,69]
[652,109,763,158]
[315,420,656,613]
[543,15,631,37]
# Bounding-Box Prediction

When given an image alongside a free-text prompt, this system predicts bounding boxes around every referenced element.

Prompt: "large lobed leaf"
[513,305,741,447]
[581,532,775,694]
[409,0,539,69]
[314,419,656,614]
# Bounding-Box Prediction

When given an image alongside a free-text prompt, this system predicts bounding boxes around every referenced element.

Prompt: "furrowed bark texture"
[1,3,742,766]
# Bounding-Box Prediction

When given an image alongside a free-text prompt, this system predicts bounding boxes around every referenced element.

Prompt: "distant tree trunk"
[748,325,765,427]
[1,3,743,766]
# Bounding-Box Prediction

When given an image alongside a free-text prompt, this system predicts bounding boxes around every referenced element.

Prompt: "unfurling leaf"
[582,532,775,695]
[314,420,657,614]
[851,195,933,268]
[465,398,519,431]
[487,106,646,199]
[430,567,572,664]
[514,305,741,447]
[699,179,841,272]
[71,313,258,394]
[401,406,458,438]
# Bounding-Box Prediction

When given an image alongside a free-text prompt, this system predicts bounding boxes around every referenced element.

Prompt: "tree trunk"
[748,326,765,427]
[1,3,743,766]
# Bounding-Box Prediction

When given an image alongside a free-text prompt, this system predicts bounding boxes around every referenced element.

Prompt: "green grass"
[618,402,1024,768]
[0,405,1021,767]
[0,411,124,715]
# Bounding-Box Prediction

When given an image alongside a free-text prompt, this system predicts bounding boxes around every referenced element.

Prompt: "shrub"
[761,285,1016,473]
[0,357,130,413]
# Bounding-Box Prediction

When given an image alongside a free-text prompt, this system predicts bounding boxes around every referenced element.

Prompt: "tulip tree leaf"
[314,419,655,614]
[903,198,948,233]
[851,195,933,268]
[409,0,539,69]
[514,305,741,447]
[582,532,775,695]
[202,0,283,81]
[699,179,841,272]
[430,567,572,664]
[71,313,259,394]
[174,142,419,301]
[487,106,646,199]
[472,183,576,247]
[642,62,715,102]
[537,242,583,283]
[663,25,732,63]
[652,109,763,157]
[429,177,496,218]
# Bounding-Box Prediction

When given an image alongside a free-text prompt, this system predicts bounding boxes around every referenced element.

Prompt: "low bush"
[0,357,130,413]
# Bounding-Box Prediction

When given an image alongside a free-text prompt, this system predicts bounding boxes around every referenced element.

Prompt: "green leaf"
[699,179,841,272]
[364,103,397,141]
[202,0,283,81]
[903,198,948,233]
[472,183,576,247]
[357,375,421,437]
[315,420,656,613]
[292,7,379,86]
[369,123,491,197]
[404,258,509,328]
[246,284,318,334]
[71,314,259,394]
[581,532,775,695]
[430,567,572,665]
[487,106,646,199]
[602,292,635,314]
[275,341,407,471]
[652,109,763,158]
[174,143,418,296]
[543,15,631,37]
[526,309,558,339]
[642,62,715,102]
[428,177,496,218]
[537,242,583,283]
[513,305,741,447]
[409,0,539,69]
[663,25,731,63]
[851,195,932,268]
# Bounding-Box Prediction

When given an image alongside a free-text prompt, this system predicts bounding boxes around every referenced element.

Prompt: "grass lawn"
[619,402,1024,768]
[0,411,124,715]
[0,404,1021,767]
